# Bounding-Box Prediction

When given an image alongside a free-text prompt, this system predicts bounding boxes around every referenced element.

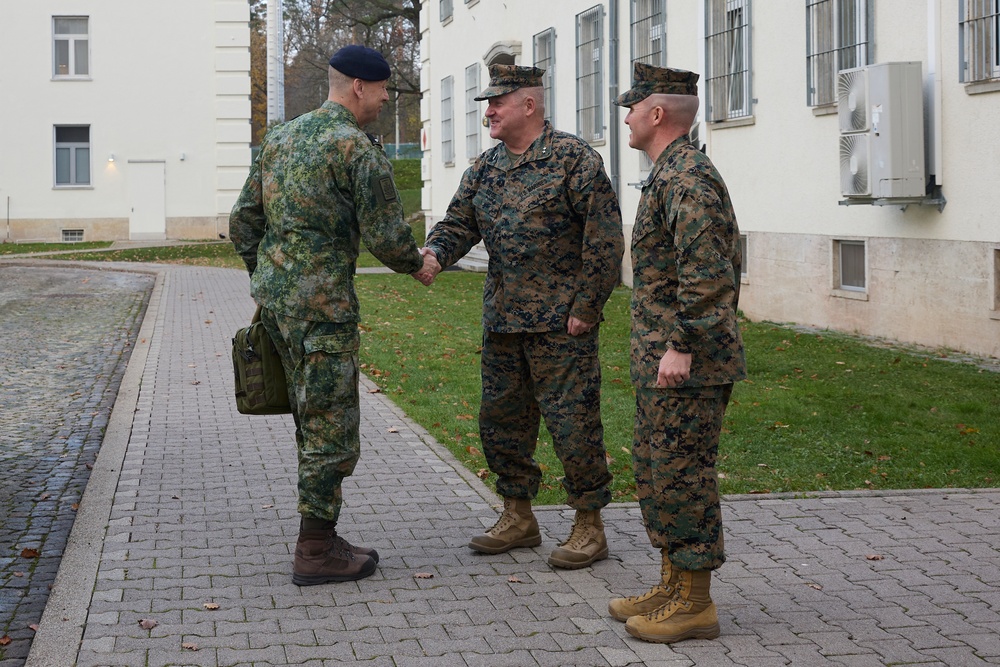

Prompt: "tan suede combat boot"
[292,520,377,586]
[547,509,609,569]
[469,497,542,554]
[625,569,720,643]
[608,549,678,621]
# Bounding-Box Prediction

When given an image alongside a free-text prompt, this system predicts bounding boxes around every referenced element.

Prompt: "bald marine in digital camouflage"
[229,44,440,586]
[418,64,625,570]
[607,62,746,643]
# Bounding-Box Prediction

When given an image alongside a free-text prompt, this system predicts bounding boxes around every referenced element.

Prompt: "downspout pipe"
[926,0,943,187]
[608,0,620,195]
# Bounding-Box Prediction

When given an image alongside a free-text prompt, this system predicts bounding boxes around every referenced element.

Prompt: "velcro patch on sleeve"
[375,175,398,204]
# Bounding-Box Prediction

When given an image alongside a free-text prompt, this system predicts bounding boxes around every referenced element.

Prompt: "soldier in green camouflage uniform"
[229,45,438,586]
[607,63,746,643]
[421,65,624,569]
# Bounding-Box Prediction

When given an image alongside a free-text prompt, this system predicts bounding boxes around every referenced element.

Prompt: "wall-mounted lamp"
[108,154,115,163]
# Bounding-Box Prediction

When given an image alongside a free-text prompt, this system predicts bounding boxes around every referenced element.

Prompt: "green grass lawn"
[354,272,1000,504]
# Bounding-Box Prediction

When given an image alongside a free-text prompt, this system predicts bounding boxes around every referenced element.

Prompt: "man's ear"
[523,94,536,116]
[652,105,664,126]
[352,78,365,99]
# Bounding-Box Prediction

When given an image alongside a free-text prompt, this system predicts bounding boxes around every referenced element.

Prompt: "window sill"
[443,161,455,168]
[990,309,1000,321]
[965,79,1000,95]
[740,275,749,285]
[53,185,94,190]
[831,288,868,301]
[51,76,92,82]
[812,104,838,117]
[708,115,755,130]
[465,0,479,5]
[441,15,453,26]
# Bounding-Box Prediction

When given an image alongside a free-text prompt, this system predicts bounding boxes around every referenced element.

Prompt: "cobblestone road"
[0,264,153,667]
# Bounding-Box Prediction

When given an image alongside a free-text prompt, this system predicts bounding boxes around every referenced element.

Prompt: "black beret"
[328,45,391,82]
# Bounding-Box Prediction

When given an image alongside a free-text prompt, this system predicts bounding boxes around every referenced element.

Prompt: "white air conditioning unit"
[838,62,926,200]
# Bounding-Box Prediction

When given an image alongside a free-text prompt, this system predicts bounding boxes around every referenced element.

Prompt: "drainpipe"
[608,0,620,195]
[926,0,943,187]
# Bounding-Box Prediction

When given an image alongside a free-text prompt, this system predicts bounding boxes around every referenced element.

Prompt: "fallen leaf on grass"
[414,572,434,579]
[465,446,481,456]
[138,619,158,630]
[476,468,490,480]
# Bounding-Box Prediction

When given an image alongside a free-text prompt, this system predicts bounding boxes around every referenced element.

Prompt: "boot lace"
[559,519,596,550]
[645,595,692,621]
[487,501,518,536]
[623,582,674,604]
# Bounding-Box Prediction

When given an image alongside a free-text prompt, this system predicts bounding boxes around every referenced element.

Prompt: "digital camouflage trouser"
[633,384,734,571]
[480,328,612,510]
[261,308,360,523]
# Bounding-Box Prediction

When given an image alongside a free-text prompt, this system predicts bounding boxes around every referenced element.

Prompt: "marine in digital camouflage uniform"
[422,65,624,569]
[607,63,746,643]
[229,45,434,586]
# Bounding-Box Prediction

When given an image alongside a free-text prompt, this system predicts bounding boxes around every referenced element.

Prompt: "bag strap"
[252,304,263,324]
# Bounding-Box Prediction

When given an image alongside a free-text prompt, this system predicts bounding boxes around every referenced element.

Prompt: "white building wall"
[0,0,251,242]
[421,0,1000,358]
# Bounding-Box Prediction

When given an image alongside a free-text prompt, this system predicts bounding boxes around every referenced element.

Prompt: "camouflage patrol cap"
[614,62,699,107]
[474,65,545,101]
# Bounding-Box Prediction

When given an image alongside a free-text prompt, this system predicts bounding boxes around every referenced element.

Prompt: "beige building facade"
[420,0,1000,358]
[0,1,252,243]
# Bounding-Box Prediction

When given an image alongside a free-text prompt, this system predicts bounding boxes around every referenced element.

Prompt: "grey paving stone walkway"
[16,264,1000,666]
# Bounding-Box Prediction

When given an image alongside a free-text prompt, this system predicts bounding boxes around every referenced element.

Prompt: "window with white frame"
[53,16,89,78]
[706,0,752,121]
[441,76,455,165]
[576,5,605,142]
[806,0,872,107]
[631,0,666,67]
[961,0,1000,83]
[739,234,748,279]
[440,0,453,22]
[631,0,666,168]
[54,125,91,186]
[533,28,556,125]
[465,63,481,160]
[835,240,866,291]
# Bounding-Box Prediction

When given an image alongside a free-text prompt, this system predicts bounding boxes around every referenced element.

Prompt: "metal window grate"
[61,229,84,243]
[576,5,604,142]
[806,0,871,107]
[631,0,666,66]
[706,0,752,121]
[441,76,455,164]
[961,0,1000,82]
[533,28,556,124]
[465,63,480,160]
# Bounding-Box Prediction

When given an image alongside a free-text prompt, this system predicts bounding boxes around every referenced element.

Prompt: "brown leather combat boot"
[547,509,609,569]
[625,569,720,643]
[301,517,380,563]
[608,549,678,621]
[292,519,377,586]
[468,497,541,554]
